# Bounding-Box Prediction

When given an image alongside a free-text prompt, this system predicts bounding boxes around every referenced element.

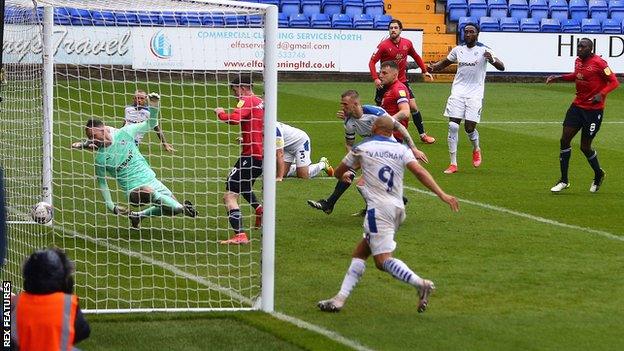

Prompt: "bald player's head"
[372,116,395,137]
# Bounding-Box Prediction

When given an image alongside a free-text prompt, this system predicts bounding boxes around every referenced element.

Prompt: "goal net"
[1,0,278,313]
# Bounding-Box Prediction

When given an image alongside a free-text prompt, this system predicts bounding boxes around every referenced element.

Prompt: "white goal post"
[1,0,277,313]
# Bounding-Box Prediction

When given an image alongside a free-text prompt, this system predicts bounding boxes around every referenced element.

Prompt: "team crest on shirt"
[576,73,584,80]
[237,100,245,108]
[398,90,407,97]
[604,67,612,75]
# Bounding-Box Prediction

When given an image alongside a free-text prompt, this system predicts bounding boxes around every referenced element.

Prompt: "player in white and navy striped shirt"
[307,89,428,215]
[317,116,459,313]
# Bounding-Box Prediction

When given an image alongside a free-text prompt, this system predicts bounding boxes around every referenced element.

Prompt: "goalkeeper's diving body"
[85,93,197,229]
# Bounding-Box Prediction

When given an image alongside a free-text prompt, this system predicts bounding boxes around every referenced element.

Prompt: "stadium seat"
[589,0,609,21]
[53,7,72,25]
[248,14,264,27]
[311,13,332,27]
[202,15,226,27]
[540,17,561,31]
[549,0,569,21]
[137,12,164,25]
[176,11,203,26]
[302,0,322,17]
[447,0,469,22]
[161,12,178,26]
[322,0,343,17]
[488,0,508,19]
[113,11,140,26]
[289,13,310,27]
[353,13,374,28]
[344,0,365,18]
[332,13,353,28]
[602,18,622,32]
[364,0,385,16]
[278,12,289,26]
[468,0,488,19]
[509,0,529,19]
[609,0,624,21]
[479,16,500,31]
[281,0,301,17]
[520,17,541,31]
[500,16,520,30]
[561,18,582,31]
[529,0,548,21]
[224,15,248,27]
[569,0,589,22]
[374,14,392,28]
[581,17,602,32]
[69,8,93,25]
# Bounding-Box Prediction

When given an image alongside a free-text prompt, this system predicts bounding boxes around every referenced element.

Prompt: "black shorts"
[374,81,415,106]
[563,104,604,139]
[226,156,263,194]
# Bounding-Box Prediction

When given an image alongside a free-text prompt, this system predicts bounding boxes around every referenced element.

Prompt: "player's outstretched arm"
[406,161,459,211]
[152,125,175,152]
[392,120,428,163]
[428,58,454,73]
[276,148,286,181]
[96,166,127,214]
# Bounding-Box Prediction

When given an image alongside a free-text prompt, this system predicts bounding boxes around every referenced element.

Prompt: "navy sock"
[228,209,243,233]
[242,191,260,209]
[412,111,425,135]
[584,150,602,176]
[327,171,355,207]
[559,148,571,183]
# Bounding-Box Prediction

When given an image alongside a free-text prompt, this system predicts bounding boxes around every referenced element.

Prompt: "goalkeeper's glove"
[113,205,129,215]
[148,92,160,107]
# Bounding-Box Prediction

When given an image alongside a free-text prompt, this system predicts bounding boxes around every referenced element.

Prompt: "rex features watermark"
[3,281,11,349]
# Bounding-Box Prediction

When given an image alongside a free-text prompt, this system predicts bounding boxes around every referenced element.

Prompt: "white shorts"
[362,205,406,256]
[283,139,311,168]
[443,95,483,123]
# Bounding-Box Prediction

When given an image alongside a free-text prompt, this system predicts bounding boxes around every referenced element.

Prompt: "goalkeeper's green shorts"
[127,179,173,198]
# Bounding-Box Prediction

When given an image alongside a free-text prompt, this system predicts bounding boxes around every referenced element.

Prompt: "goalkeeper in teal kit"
[85,93,197,228]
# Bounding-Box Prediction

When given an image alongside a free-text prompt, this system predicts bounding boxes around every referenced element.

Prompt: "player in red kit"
[214,76,264,244]
[546,38,619,193]
[369,19,436,144]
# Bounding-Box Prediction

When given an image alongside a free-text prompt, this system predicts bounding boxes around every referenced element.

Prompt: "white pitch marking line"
[284,120,624,124]
[51,224,375,351]
[403,185,624,242]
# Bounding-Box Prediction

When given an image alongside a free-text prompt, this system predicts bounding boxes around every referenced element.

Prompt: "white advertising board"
[479,32,624,73]
[3,25,423,73]
[131,27,424,72]
[3,25,132,65]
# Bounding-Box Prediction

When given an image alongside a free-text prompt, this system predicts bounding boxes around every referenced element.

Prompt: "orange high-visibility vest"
[13,292,78,351]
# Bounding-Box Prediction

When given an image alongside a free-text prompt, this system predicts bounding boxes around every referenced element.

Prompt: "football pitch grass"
[47,81,624,350]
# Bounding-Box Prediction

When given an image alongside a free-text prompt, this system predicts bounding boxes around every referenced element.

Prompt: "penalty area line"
[53,224,375,351]
[403,185,624,243]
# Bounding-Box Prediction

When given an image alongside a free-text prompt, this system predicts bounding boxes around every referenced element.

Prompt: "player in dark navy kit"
[369,19,436,144]
[214,76,264,244]
[546,38,619,193]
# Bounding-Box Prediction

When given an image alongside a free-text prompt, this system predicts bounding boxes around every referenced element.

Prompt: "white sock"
[308,162,323,178]
[337,258,366,299]
[286,164,296,177]
[448,121,459,165]
[383,258,424,288]
[467,129,480,151]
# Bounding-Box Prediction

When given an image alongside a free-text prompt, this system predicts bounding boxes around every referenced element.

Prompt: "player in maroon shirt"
[214,76,264,244]
[546,38,619,193]
[369,19,436,144]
